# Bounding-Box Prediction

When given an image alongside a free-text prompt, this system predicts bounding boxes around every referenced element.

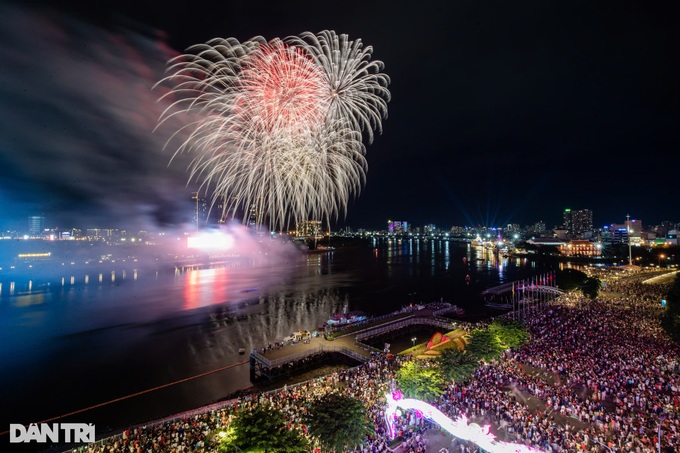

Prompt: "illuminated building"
[387,220,408,234]
[28,215,45,237]
[191,192,210,230]
[559,240,602,257]
[562,208,593,237]
[295,220,323,239]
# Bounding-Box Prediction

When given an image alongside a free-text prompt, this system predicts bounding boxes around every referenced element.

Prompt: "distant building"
[560,240,602,257]
[610,218,642,246]
[192,192,210,230]
[424,224,436,234]
[562,208,593,237]
[28,216,45,237]
[526,237,567,247]
[387,220,408,234]
[296,220,323,239]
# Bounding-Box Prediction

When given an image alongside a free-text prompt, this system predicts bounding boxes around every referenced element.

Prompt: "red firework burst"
[236,39,328,134]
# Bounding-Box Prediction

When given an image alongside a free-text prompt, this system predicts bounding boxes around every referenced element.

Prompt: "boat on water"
[324,310,368,327]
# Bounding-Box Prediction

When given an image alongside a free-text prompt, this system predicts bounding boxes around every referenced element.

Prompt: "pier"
[249,304,461,381]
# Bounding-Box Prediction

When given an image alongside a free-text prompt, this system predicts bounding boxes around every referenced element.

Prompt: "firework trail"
[157,30,390,231]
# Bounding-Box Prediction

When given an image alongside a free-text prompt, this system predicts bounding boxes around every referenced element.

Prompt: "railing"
[76,359,375,452]
[432,303,453,317]
[355,317,455,342]
[251,344,369,368]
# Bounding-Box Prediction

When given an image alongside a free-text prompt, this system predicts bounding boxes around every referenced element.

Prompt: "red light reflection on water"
[183,268,229,310]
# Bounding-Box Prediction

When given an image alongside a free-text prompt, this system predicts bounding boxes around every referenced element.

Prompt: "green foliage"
[220,404,308,453]
[581,276,601,300]
[306,392,374,453]
[555,268,587,291]
[555,269,600,299]
[661,274,680,343]
[395,361,445,402]
[465,328,503,362]
[487,319,529,350]
[436,348,478,384]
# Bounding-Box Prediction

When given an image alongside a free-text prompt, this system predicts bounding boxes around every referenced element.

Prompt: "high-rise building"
[192,192,210,230]
[563,209,593,236]
[532,221,546,234]
[424,224,437,234]
[247,204,262,228]
[296,220,322,239]
[28,215,45,237]
[387,220,408,234]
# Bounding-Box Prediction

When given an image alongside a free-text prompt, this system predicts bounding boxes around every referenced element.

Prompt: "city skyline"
[0,1,678,232]
[4,206,679,237]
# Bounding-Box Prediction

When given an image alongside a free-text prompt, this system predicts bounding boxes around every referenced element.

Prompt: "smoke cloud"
[0,3,197,231]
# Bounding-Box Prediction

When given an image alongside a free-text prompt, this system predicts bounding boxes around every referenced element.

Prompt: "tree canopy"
[465,327,503,362]
[395,360,445,401]
[436,348,478,384]
[555,268,601,299]
[218,404,308,453]
[306,392,374,453]
[487,319,529,350]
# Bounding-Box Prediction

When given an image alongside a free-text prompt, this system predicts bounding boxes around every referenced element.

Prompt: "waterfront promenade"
[249,304,458,381]
[50,272,680,452]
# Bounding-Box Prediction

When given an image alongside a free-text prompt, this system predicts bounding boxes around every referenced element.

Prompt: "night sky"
[1,0,678,232]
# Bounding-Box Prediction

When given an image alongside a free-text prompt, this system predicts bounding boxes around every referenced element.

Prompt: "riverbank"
[60,276,678,453]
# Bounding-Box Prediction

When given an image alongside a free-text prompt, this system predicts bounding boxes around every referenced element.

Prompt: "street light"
[411,337,417,347]
[659,254,665,268]
[658,415,666,453]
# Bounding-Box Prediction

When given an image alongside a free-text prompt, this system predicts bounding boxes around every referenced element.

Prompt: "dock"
[249,304,461,381]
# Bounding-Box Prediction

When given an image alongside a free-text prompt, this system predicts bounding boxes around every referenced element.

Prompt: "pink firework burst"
[236,39,328,135]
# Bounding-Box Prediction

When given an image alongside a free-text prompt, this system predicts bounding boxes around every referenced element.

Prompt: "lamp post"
[658,254,665,268]
[411,336,417,347]
[658,415,666,453]
[626,214,633,266]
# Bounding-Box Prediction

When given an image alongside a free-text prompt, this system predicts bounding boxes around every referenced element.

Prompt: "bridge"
[482,283,565,299]
[482,282,565,316]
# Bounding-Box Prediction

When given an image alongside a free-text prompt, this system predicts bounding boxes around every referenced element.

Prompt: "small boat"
[325,310,367,326]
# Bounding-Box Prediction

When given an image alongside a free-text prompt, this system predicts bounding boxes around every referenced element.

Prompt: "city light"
[187,231,234,250]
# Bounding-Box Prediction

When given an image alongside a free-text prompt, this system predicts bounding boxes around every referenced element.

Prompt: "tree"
[487,319,529,350]
[556,269,600,300]
[218,404,309,453]
[395,360,445,401]
[581,276,601,300]
[555,268,587,292]
[436,348,478,384]
[306,392,374,453]
[465,328,503,362]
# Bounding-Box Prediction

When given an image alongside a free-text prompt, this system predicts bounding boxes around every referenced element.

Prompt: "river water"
[0,237,549,443]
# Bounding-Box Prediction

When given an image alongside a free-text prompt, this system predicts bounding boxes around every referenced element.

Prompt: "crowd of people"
[74,271,678,453]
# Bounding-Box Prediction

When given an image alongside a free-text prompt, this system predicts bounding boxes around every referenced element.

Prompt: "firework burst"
[157,31,390,231]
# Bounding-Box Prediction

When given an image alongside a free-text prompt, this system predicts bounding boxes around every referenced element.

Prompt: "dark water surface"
[0,237,548,443]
